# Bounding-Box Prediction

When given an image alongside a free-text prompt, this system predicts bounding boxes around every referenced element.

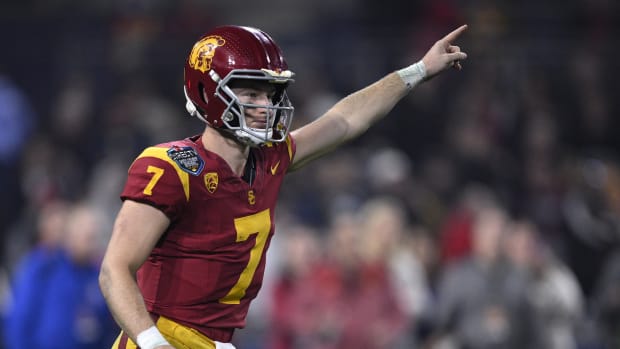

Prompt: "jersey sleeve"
[263,133,296,174]
[281,134,296,172]
[121,146,190,220]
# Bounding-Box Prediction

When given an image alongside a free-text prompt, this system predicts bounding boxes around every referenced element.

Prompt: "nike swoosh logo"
[270,161,280,175]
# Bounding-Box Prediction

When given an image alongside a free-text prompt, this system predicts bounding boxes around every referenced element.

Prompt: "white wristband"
[136,326,170,349]
[396,60,427,90]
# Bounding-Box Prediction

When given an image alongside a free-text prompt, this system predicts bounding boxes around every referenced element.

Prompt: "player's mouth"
[249,119,268,128]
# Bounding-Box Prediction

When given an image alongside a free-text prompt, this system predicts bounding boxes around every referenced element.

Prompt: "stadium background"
[0,0,619,348]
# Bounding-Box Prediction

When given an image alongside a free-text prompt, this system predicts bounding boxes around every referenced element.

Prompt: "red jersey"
[120,134,295,340]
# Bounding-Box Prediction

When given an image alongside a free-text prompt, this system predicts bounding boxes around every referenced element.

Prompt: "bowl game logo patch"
[167,146,204,175]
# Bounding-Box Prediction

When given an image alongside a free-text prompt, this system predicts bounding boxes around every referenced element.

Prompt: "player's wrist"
[396,60,427,90]
[137,326,170,349]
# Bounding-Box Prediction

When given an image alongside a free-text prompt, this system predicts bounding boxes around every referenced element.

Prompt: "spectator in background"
[437,183,498,266]
[0,74,35,167]
[591,249,620,348]
[4,202,115,349]
[3,200,69,349]
[270,206,409,349]
[352,198,413,348]
[432,204,539,348]
[562,156,620,297]
[390,224,437,344]
[503,219,584,349]
[268,226,325,349]
[34,202,115,349]
[0,73,35,249]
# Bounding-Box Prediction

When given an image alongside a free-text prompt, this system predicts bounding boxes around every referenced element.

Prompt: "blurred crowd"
[1,0,619,348]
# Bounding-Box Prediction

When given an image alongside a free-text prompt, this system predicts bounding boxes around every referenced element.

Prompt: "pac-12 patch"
[167,146,204,175]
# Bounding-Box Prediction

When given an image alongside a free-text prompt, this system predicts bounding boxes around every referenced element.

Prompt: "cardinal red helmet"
[183,25,295,146]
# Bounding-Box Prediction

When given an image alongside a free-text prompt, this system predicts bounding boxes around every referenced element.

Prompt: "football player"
[99,24,467,349]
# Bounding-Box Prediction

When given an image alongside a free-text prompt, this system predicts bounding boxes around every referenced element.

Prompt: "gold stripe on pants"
[111,316,217,349]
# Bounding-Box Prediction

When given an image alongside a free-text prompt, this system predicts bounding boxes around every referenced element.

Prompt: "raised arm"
[290,25,468,170]
[99,200,174,348]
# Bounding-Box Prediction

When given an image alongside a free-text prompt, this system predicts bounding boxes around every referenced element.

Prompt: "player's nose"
[252,95,272,114]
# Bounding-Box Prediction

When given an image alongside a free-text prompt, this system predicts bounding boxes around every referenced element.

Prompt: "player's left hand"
[422,24,468,79]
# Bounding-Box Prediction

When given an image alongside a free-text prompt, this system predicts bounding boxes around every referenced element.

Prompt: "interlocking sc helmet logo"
[189,35,226,73]
[204,172,219,194]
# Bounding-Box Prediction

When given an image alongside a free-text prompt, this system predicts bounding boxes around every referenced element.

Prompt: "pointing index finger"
[443,24,468,44]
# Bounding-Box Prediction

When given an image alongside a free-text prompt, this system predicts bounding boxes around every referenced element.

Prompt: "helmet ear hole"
[198,83,208,104]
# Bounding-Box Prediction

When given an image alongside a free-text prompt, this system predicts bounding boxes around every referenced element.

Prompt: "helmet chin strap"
[234,128,273,147]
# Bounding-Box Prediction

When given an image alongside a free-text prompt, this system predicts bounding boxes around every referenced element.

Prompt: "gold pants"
[112,316,220,349]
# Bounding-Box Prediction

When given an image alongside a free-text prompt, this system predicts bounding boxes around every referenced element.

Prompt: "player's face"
[230,80,276,129]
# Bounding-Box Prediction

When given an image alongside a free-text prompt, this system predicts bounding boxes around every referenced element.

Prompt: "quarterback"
[99,24,468,349]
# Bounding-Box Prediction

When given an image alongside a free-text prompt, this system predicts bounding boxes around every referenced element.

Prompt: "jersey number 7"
[220,209,271,304]
[142,165,271,305]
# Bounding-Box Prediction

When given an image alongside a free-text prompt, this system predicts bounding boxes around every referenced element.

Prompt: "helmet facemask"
[208,69,294,146]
